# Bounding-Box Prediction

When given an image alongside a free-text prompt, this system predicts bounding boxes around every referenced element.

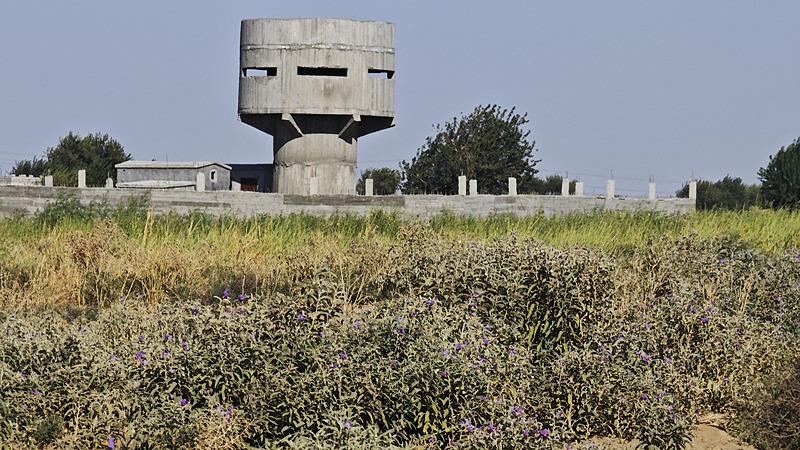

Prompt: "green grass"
[1,208,798,255]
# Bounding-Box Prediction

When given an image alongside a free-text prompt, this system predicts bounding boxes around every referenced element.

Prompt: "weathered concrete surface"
[238,18,396,196]
[0,186,695,219]
[0,175,41,187]
[116,161,231,192]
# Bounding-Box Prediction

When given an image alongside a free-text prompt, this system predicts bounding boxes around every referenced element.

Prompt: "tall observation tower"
[238,18,396,195]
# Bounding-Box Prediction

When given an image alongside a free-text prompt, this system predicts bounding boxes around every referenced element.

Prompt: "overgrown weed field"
[1,201,799,448]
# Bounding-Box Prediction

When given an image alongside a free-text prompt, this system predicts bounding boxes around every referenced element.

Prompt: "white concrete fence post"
[365,178,374,196]
[561,178,570,196]
[309,176,319,196]
[231,181,241,192]
[648,182,657,200]
[469,179,478,196]
[77,170,87,188]
[196,172,206,192]
[105,178,114,189]
[508,177,517,196]
[606,179,616,199]
[689,180,697,200]
[44,175,53,187]
[575,181,584,197]
[458,175,467,196]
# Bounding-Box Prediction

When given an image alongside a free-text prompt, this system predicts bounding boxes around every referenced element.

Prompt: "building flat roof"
[115,161,232,170]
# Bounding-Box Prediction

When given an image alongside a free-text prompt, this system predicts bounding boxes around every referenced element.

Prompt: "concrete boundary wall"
[0,186,695,219]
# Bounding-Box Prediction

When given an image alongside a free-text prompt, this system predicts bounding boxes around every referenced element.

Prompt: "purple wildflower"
[408,310,418,318]
[164,332,173,342]
[138,335,145,343]
[466,423,476,433]
[390,359,399,369]
[424,298,435,307]
[776,296,784,303]
[353,320,362,329]
[227,405,233,419]
[338,351,348,360]
[641,393,650,401]
[539,428,551,438]
[718,258,729,265]
[509,345,517,355]
[238,292,247,301]
[181,340,190,351]
[439,369,449,378]
[522,429,530,437]
[135,350,145,363]
[455,342,464,352]
[486,423,498,433]
[396,327,407,335]
[222,288,231,299]
[478,395,488,402]
[190,305,199,316]
[656,390,666,400]
[161,350,171,359]
[107,436,116,449]
[237,307,247,315]
[343,419,352,429]
[636,350,652,363]
[30,389,42,395]
[664,356,673,366]
[482,337,490,346]
[180,398,189,407]
[109,353,118,361]
[296,312,308,321]
[511,405,524,417]
[442,348,451,357]
[701,316,710,325]
[331,361,340,369]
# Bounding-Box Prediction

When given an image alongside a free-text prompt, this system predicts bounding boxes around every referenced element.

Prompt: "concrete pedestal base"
[273,134,357,195]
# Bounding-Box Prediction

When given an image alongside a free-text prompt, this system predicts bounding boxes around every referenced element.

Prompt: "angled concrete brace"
[281,113,304,136]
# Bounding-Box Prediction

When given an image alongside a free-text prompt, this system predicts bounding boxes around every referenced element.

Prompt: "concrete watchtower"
[238,18,396,195]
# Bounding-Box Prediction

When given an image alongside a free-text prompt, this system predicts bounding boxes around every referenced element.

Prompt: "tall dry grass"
[0,204,797,310]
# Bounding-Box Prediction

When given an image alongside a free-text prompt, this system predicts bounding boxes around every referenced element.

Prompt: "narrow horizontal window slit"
[242,67,277,77]
[297,67,348,77]
[368,69,394,79]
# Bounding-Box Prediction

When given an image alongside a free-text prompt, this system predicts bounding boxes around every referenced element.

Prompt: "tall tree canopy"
[356,167,401,195]
[676,176,761,210]
[12,132,130,187]
[758,137,800,209]
[400,105,539,194]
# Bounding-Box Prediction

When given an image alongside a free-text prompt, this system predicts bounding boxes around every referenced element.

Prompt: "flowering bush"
[0,227,797,448]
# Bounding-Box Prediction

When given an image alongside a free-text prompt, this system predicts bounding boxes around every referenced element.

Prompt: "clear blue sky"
[1,1,798,195]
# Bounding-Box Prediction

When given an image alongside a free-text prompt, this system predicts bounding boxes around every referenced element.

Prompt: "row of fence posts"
[54,170,699,200]
[360,176,698,200]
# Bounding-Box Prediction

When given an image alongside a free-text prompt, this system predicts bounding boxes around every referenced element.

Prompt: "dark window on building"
[242,67,277,77]
[368,69,395,79]
[240,178,259,192]
[297,67,348,77]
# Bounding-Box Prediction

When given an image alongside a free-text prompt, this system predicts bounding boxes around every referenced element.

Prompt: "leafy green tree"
[12,132,130,186]
[401,105,539,194]
[530,174,576,195]
[11,157,48,177]
[758,137,800,209]
[356,167,401,195]
[676,176,761,210]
